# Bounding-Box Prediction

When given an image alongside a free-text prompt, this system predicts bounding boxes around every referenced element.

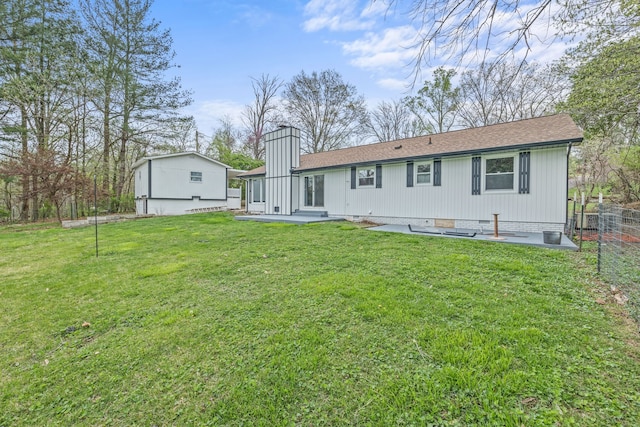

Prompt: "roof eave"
[292,137,583,174]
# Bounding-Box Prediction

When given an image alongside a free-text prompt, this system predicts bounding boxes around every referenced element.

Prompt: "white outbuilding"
[132,152,244,215]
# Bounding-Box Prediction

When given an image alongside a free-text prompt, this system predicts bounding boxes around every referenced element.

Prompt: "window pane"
[417,164,431,173]
[304,177,313,206]
[486,157,513,174]
[416,173,431,184]
[314,175,324,206]
[252,179,261,202]
[416,163,431,184]
[486,173,514,190]
[358,168,374,186]
[190,171,202,182]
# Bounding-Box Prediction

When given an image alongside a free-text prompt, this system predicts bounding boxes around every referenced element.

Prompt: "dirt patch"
[581,232,640,243]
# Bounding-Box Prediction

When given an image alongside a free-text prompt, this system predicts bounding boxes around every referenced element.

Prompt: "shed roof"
[132,152,245,178]
[239,114,583,177]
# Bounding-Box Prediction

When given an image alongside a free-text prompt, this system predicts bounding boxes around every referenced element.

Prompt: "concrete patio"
[234,213,576,250]
[234,214,344,225]
[369,224,578,251]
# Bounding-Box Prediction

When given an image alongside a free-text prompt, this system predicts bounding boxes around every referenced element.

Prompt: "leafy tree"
[242,74,282,160]
[404,67,460,134]
[563,37,640,137]
[282,69,369,153]
[206,116,240,158]
[570,136,612,201]
[206,118,263,178]
[80,0,192,211]
[0,0,195,221]
[0,0,83,220]
[610,145,640,203]
[561,37,640,202]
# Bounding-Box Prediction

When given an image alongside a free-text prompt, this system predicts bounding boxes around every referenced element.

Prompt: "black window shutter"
[351,166,356,189]
[519,151,530,194]
[406,161,414,187]
[376,164,382,188]
[471,156,481,195]
[434,159,441,186]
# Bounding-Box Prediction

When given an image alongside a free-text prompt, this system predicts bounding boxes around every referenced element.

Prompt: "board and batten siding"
[297,169,347,214]
[265,127,300,215]
[298,146,567,231]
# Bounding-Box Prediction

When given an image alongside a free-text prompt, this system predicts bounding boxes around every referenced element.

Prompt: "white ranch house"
[239,114,583,233]
[133,152,244,215]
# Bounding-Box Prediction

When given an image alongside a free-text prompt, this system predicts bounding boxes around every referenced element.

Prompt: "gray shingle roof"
[239,114,583,177]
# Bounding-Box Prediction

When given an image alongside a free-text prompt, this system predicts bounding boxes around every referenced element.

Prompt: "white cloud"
[342,25,419,71]
[376,77,408,91]
[360,0,389,19]
[303,0,376,32]
[185,100,245,135]
[236,5,274,29]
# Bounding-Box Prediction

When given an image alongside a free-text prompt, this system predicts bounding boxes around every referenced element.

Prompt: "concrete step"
[293,210,328,217]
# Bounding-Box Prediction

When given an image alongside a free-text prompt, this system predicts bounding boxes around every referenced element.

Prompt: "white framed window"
[251,178,265,203]
[358,167,375,187]
[304,175,324,207]
[485,155,515,191]
[415,161,432,185]
[190,171,203,183]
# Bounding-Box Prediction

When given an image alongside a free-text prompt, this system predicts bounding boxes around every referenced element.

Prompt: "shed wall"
[149,155,227,200]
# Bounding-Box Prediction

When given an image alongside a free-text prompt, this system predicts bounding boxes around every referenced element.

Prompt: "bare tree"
[366,100,422,142]
[241,74,282,160]
[457,61,562,127]
[377,0,632,83]
[282,69,369,153]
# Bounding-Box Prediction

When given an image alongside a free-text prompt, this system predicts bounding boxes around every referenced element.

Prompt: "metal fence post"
[597,199,602,273]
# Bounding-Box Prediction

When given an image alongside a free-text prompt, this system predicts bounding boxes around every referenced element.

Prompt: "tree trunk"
[19,107,30,221]
[102,92,111,211]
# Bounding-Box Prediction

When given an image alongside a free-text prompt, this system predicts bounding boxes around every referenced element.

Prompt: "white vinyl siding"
[327,147,567,226]
[144,155,227,200]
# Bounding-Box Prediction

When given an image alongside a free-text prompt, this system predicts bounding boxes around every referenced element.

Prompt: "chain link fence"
[597,204,640,322]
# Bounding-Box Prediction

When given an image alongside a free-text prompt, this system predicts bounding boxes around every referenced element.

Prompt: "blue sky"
[150,0,569,135]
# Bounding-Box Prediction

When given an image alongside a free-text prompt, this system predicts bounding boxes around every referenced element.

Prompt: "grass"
[1,212,639,425]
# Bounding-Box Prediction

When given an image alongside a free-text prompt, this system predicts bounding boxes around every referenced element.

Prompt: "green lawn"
[1,213,639,426]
